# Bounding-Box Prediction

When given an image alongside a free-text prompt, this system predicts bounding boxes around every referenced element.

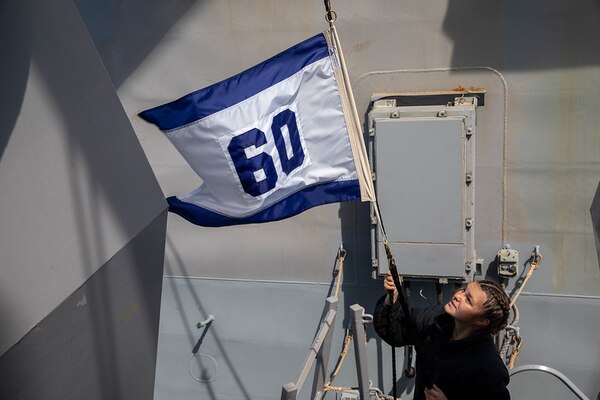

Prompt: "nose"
[454,291,464,302]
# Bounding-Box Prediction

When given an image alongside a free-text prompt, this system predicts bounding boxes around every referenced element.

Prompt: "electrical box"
[497,246,519,278]
[369,95,479,281]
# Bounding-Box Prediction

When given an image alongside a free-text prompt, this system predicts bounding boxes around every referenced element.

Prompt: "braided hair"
[477,280,511,335]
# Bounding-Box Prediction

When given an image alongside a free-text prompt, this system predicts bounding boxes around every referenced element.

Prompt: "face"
[444,282,490,327]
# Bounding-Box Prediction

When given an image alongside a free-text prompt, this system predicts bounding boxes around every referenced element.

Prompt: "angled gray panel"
[0,0,166,355]
[592,181,600,270]
[0,211,167,400]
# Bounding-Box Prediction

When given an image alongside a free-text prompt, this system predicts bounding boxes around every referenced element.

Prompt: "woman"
[374,272,511,400]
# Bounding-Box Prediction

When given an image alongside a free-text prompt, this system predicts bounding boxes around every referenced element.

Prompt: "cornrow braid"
[478,280,511,335]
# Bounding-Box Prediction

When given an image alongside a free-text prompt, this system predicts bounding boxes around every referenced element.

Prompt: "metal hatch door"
[369,101,476,280]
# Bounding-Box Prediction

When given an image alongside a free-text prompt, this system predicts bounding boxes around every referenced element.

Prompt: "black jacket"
[374,296,510,400]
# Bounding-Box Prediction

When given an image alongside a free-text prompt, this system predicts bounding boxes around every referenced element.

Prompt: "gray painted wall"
[69,1,600,399]
[154,278,600,400]
[76,0,600,294]
[509,294,600,399]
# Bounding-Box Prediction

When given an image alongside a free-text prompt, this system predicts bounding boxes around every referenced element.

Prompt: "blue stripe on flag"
[167,179,360,227]
[139,33,329,131]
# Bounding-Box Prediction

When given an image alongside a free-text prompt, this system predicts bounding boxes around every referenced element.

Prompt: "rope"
[498,248,541,368]
[323,331,357,392]
[509,302,520,326]
[500,325,517,363]
[507,336,523,369]
[391,345,398,399]
[320,244,353,391]
[510,250,542,308]
[334,244,346,299]
[500,325,523,369]
[322,246,361,394]
[322,329,373,393]
[328,24,376,203]
[188,353,218,383]
[323,385,358,392]
[382,240,417,400]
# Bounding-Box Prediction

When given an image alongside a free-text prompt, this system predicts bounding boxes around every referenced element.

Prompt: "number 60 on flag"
[227,109,305,198]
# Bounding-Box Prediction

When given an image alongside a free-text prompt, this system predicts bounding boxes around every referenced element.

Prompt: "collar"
[435,312,493,345]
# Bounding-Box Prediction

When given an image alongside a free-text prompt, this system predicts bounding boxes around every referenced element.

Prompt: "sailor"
[374,272,511,400]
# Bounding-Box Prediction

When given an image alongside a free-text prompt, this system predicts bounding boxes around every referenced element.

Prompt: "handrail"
[280,297,339,400]
[510,364,590,400]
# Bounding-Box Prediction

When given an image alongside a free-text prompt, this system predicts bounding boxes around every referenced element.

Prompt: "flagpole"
[329,27,376,204]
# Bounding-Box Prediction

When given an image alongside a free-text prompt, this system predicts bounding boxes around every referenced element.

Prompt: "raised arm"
[373,271,443,347]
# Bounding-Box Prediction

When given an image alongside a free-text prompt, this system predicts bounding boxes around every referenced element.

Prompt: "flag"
[139,31,374,227]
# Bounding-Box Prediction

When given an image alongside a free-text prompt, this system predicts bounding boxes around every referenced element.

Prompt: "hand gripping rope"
[376,199,417,398]
[383,240,418,400]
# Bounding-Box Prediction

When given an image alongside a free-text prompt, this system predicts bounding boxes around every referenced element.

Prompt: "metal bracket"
[465,218,473,229]
[350,304,372,400]
[454,96,478,106]
[465,171,473,184]
[373,98,397,108]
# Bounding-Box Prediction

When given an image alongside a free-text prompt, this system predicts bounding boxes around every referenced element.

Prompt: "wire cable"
[188,353,218,383]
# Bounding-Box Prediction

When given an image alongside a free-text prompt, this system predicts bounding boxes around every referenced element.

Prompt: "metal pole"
[350,304,373,400]
[510,364,591,400]
[280,383,298,400]
[311,297,339,399]
[280,297,339,400]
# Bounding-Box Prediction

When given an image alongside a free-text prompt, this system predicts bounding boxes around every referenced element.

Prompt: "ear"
[475,318,490,328]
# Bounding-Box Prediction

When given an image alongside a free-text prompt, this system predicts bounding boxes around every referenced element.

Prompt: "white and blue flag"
[139,32,374,227]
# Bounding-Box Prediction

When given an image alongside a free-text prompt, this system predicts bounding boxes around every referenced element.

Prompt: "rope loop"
[508,336,523,369]
[531,253,542,270]
[509,246,542,308]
